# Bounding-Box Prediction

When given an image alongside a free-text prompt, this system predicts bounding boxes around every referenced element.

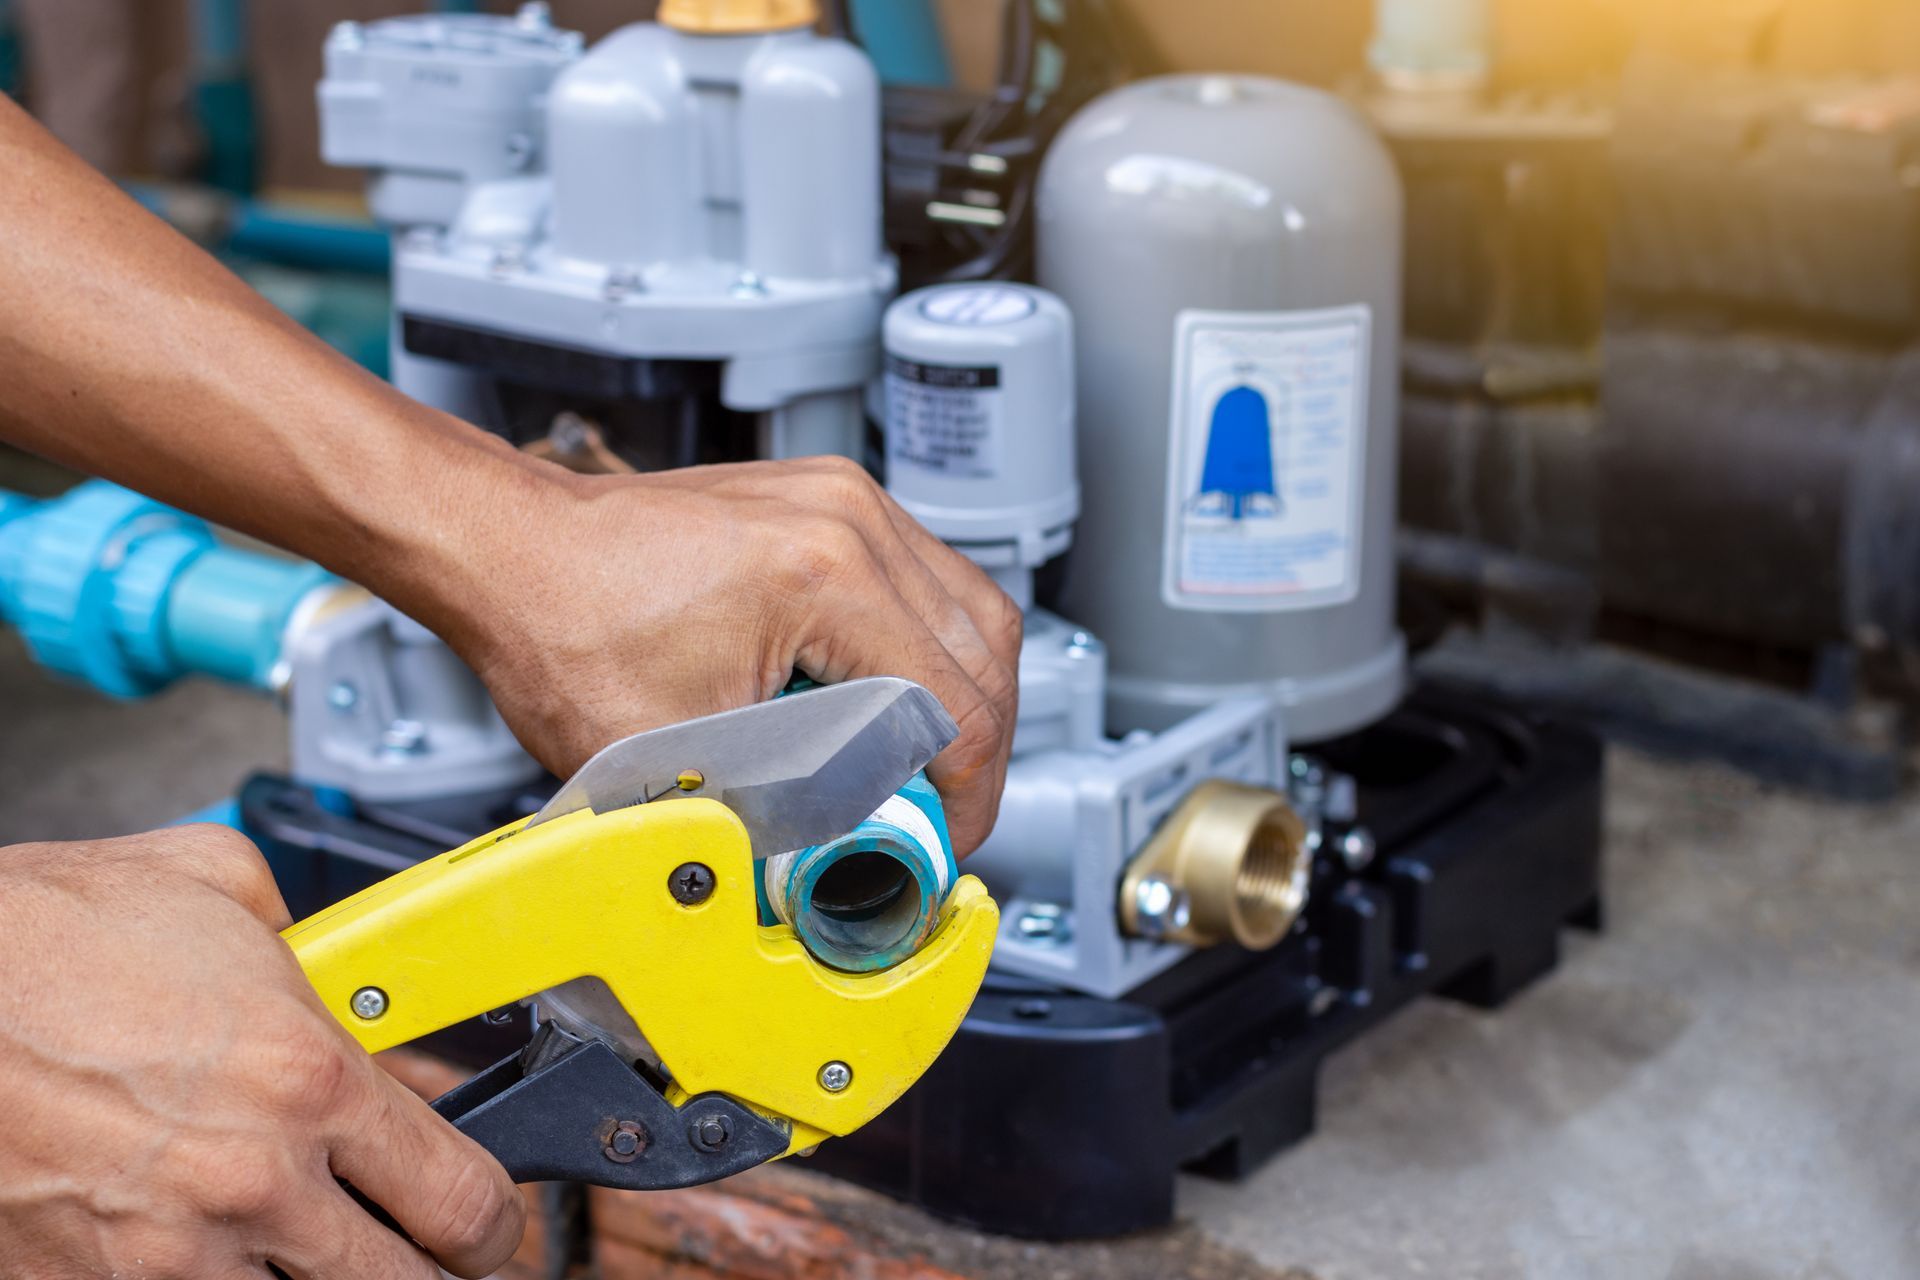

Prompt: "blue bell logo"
[1189,385,1282,520]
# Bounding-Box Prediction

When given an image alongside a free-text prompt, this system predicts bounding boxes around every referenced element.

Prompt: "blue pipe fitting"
[0,482,335,698]
[849,0,951,87]
[760,772,957,974]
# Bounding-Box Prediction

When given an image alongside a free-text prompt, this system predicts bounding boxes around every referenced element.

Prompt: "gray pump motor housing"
[1036,75,1409,743]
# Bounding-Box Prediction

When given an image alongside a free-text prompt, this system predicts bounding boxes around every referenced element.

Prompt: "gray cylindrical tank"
[1036,74,1407,742]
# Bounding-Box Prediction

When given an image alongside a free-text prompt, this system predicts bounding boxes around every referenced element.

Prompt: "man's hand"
[0,826,525,1279]
[0,100,1024,855]
[426,455,1023,857]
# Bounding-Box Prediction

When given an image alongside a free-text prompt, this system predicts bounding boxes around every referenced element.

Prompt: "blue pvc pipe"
[192,0,257,193]
[0,483,335,698]
[0,0,20,99]
[850,0,951,86]
[227,204,391,276]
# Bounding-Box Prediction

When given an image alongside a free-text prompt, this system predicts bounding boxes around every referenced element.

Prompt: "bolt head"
[689,1113,731,1151]
[604,1120,647,1163]
[380,719,428,755]
[1015,903,1071,945]
[818,1061,852,1093]
[668,862,716,906]
[1338,826,1378,872]
[327,681,358,712]
[350,987,388,1020]
[1132,876,1192,941]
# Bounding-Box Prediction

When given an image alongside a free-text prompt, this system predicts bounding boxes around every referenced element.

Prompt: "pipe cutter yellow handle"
[280,682,997,1189]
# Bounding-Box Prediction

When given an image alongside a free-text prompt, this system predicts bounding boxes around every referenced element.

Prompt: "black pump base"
[807,684,1605,1240]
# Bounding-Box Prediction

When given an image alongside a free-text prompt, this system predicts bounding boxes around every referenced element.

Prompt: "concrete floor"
[3,632,1917,1279]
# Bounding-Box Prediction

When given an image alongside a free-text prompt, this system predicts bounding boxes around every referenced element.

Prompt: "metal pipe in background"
[0,0,20,98]
[191,0,256,193]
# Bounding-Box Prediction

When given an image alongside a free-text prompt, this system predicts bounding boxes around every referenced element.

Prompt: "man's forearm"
[0,95,555,642]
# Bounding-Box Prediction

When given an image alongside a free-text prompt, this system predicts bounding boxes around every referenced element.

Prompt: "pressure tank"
[1036,75,1407,742]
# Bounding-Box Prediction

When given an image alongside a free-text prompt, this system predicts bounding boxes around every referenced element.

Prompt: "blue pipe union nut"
[760,772,958,973]
[0,481,334,698]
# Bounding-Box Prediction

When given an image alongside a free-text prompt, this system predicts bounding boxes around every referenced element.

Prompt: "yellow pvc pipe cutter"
[282,679,998,1190]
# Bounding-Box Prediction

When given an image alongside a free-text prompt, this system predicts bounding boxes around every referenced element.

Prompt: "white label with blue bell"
[1161,304,1371,613]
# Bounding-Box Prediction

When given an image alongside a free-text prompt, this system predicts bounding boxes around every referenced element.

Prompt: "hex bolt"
[688,1113,731,1152]
[1015,902,1071,944]
[1131,875,1192,941]
[603,1120,647,1164]
[668,862,715,906]
[817,1061,852,1093]
[380,719,428,756]
[350,987,388,1021]
[1337,826,1378,873]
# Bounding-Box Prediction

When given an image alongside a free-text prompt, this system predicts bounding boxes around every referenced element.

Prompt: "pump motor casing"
[1037,75,1408,742]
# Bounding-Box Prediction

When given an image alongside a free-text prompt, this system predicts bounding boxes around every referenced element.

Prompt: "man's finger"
[792,563,1009,855]
[326,1071,525,1278]
[263,1179,442,1280]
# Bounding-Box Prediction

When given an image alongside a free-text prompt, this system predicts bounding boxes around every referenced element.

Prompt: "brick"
[590,1174,964,1280]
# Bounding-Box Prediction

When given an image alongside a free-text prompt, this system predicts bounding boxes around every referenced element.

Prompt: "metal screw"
[669,862,715,906]
[675,769,705,792]
[603,266,645,301]
[1016,902,1072,945]
[688,1113,731,1152]
[1131,876,1192,941]
[1063,630,1097,660]
[603,1120,647,1164]
[327,681,358,712]
[730,271,768,298]
[350,987,388,1020]
[1337,826,1377,873]
[817,1061,852,1093]
[483,1007,515,1026]
[380,719,428,755]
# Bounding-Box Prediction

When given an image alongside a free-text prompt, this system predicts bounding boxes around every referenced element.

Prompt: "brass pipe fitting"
[658,0,820,35]
[1119,780,1311,950]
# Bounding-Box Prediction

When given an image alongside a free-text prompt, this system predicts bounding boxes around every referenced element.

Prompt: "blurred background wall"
[15,0,1920,195]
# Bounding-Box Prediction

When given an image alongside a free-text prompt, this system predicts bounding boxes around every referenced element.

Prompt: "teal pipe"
[850,0,950,86]
[0,482,336,698]
[127,184,390,277]
[227,204,390,276]
[193,0,258,193]
[0,0,20,99]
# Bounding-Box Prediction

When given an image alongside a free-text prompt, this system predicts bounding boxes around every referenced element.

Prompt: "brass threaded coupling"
[657,0,820,34]
[1119,780,1311,950]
